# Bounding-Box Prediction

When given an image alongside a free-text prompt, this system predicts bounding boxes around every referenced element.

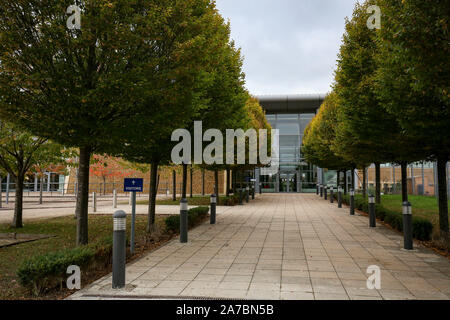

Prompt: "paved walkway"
[68,194,450,300]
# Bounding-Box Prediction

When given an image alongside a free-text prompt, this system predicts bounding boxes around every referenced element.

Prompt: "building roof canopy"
[257,94,325,114]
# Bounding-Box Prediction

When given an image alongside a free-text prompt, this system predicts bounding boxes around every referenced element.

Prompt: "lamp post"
[210,194,216,225]
[369,195,376,228]
[350,189,355,216]
[112,210,126,289]
[402,202,413,250]
[338,187,343,208]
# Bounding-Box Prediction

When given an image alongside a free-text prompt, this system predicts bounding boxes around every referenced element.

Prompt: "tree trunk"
[103,176,106,195]
[75,146,92,246]
[437,155,449,234]
[201,169,205,196]
[401,162,408,203]
[39,177,43,205]
[336,171,340,188]
[351,167,355,190]
[343,170,348,194]
[11,173,24,228]
[214,169,219,199]
[362,167,367,198]
[182,164,187,199]
[190,166,193,198]
[147,162,159,233]
[172,169,176,201]
[375,162,381,204]
[226,169,230,197]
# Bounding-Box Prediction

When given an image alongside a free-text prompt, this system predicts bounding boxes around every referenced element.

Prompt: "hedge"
[334,193,433,241]
[165,206,210,233]
[17,237,113,295]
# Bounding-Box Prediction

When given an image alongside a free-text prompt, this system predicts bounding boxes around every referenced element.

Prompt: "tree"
[112,0,234,232]
[302,93,354,183]
[89,155,132,195]
[0,0,209,244]
[332,0,424,202]
[376,0,449,234]
[0,121,65,228]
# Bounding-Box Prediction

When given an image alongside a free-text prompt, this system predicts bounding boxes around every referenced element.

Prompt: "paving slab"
[67,194,450,300]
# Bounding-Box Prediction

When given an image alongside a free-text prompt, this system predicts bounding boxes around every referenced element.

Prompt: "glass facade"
[260,113,318,193]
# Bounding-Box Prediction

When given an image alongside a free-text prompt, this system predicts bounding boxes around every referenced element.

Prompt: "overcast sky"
[215,0,356,95]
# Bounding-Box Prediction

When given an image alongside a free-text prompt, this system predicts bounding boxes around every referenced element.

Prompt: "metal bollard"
[402,202,413,250]
[316,184,319,195]
[112,210,126,289]
[239,189,243,205]
[180,198,188,243]
[324,186,328,200]
[210,194,216,224]
[252,186,255,200]
[259,183,262,195]
[338,187,343,208]
[93,192,97,213]
[350,189,355,216]
[369,195,376,227]
[113,189,117,208]
[245,186,249,203]
[320,185,323,197]
[330,187,334,203]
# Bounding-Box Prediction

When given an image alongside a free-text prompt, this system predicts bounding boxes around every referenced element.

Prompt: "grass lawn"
[136,195,234,206]
[380,194,450,228]
[0,214,167,299]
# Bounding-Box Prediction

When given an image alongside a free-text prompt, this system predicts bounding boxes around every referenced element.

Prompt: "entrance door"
[280,173,297,193]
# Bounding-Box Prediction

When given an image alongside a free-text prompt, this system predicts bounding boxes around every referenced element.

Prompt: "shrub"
[165,215,180,233]
[223,194,240,206]
[337,194,432,241]
[18,247,94,295]
[412,217,433,241]
[165,206,210,232]
[17,239,114,296]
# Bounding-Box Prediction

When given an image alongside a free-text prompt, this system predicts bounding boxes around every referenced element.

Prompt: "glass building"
[255,94,326,193]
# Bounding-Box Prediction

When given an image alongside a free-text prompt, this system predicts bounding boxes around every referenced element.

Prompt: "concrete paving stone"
[282,270,310,277]
[309,271,339,279]
[337,272,367,280]
[185,281,221,290]
[280,292,315,300]
[246,290,280,300]
[67,194,450,301]
[314,293,349,300]
[130,280,161,288]
[223,275,253,282]
[218,281,250,290]
[165,273,199,281]
[194,274,225,282]
[344,287,381,297]
[281,283,313,292]
[156,280,190,289]
[349,295,383,300]
[281,276,311,285]
[213,289,248,299]
[249,282,281,291]
[378,289,416,300]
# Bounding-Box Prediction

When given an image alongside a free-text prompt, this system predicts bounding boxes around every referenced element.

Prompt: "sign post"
[124,178,144,255]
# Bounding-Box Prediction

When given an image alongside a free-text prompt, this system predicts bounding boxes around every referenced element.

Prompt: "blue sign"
[124,178,144,192]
